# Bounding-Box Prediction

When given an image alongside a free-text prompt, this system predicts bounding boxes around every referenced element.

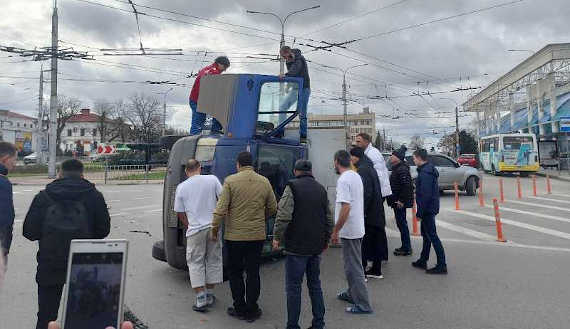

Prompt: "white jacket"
[365,144,393,197]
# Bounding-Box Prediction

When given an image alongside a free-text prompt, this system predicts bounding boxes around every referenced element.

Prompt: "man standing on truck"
[280,46,310,143]
[174,159,223,312]
[211,151,277,323]
[189,56,230,135]
[355,133,392,201]
[272,159,333,329]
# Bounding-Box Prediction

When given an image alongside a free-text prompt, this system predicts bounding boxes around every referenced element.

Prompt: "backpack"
[40,192,92,265]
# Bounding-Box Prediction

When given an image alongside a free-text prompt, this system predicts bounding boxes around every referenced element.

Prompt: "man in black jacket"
[350,147,388,279]
[273,160,333,329]
[0,142,17,266]
[388,146,414,256]
[412,149,447,274]
[280,46,311,142]
[23,159,111,329]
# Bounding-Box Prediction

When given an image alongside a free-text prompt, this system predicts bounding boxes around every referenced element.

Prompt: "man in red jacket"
[189,56,230,135]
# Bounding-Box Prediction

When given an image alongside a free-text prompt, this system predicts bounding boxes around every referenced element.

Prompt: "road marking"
[551,193,570,199]
[110,213,124,217]
[527,196,569,204]
[387,228,570,252]
[119,205,161,211]
[485,204,570,224]
[506,199,570,213]
[134,197,152,200]
[12,192,22,194]
[436,218,498,241]
[451,209,570,240]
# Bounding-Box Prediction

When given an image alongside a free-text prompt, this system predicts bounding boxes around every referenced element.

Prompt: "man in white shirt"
[331,150,373,314]
[355,133,392,199]
[174,159,223,312]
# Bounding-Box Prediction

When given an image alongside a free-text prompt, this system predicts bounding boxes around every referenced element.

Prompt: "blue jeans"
[278,88,310,139]
[189,100,222,135]
[419,213,446,266]
[285,254,325,329]
[394,207,411,251]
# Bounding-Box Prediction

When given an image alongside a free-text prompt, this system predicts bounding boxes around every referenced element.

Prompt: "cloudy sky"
[1,0,568,147]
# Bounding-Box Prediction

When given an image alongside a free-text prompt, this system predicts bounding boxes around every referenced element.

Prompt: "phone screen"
[63,252,123,329]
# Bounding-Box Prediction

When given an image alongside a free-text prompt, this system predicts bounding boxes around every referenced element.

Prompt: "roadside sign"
[560,116,570,132]
[97,144,116,154]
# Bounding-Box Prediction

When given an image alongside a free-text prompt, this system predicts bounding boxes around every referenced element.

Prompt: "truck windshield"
[258,82,300,131]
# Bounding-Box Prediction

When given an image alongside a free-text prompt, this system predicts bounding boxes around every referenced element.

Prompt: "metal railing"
[83,164,167,184]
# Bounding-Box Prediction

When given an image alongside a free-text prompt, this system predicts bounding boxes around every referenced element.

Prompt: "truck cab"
[153,74,309,270]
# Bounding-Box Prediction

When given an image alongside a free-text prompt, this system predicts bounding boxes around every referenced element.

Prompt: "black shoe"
[227,307,246,320]
[245,308,262,323]
[412,260,427,269]
[426,264,448,274]
[365,269,384,279]
[394,248,412,256]
[300,137,308,144]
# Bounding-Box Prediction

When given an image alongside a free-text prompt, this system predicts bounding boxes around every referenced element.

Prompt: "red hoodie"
[189,63,222,102]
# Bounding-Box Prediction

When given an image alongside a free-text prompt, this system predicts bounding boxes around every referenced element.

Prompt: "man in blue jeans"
[388,145,413,256]
[411,149,447,274]
[273,160,333,329]
[280,46,310,143]
[189,56,230,135]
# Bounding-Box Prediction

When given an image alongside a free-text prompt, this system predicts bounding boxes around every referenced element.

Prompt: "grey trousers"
[341,238,372,312]
[186,228,223,288]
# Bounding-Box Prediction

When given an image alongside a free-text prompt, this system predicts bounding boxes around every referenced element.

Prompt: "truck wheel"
[465,177,477,196]
[520,172,529,177]
[152,240,166,262]
[491,165,497,176]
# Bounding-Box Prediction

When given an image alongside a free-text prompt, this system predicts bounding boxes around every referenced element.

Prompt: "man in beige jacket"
[211,151,277,323]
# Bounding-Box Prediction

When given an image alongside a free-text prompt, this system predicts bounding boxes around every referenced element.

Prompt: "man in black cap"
[273,159,333,329]
[388,145,414,256]
[189,56,230,135]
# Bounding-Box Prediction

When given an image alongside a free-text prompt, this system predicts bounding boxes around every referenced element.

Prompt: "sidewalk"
[536,168,570,182]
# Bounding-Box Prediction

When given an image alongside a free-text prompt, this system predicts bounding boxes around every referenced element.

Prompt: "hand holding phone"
[61,240,129,329]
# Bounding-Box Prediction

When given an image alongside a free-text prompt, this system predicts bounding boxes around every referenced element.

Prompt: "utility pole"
[48,0,58,178]
[160,87,173,136]
[342,64,367,149]
[383,128,386,151]
[37,66,45,165]
[455,105,460,158]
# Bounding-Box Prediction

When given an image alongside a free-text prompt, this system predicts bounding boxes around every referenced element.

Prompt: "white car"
[23,152,38,165]
[383,152,481,196]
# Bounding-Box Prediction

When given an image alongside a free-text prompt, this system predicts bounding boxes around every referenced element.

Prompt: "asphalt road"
[1,172,570,329]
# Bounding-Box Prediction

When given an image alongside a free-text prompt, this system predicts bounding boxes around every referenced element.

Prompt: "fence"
[84,164,167,184]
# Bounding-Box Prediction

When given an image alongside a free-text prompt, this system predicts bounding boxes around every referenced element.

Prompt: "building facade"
[0,110,38,153]
[464,43,570,169]
[61,108,128,155]
[288,107,376,144]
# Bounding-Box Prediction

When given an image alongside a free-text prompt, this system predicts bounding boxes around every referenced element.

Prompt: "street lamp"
[439,97,460,158]
[342,64,368,148]
[507,49,536,54]
[155,87,173,136]
[246,5,320,76]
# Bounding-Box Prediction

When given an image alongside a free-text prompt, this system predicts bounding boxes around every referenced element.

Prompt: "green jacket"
[212,166,277,241]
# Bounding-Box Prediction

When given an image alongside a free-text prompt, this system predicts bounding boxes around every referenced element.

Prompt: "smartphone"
[61,239,129,329]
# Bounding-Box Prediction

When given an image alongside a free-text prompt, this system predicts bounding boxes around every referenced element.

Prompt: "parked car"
[457,153,479,168]
[383,152,480,196]
[23,152,38,165]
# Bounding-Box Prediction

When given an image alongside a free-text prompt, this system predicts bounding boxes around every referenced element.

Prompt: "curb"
[535,171,570,182]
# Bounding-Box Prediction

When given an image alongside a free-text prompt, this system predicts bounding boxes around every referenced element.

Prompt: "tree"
[409,135,424,150]
[123,94,162,143]
[437,130,478,155]
[55,96,82,154]
[93,100,132,143]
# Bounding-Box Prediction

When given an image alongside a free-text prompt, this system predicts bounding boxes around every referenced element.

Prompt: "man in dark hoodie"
[0,142,17,266]
[411,149,447,274]
[280,46,310,142]
[349,147,388,279]
[23,159,111,329]
[388,145,413,256]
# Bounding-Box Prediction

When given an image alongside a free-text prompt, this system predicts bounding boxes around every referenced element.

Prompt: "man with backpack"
[23,159,111,329]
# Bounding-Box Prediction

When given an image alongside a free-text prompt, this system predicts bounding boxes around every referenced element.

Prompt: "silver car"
[383,153,481,196]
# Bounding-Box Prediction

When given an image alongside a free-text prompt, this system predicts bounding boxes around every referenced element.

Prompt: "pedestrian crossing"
[416,190,570,250]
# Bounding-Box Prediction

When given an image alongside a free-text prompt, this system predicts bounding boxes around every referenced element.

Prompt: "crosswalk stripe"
[527,196,569,204]
[484,204,570,224]
[435,218,498,241]
[551,193,570,199]
[506,199,570,213]
[451,209,570,240]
